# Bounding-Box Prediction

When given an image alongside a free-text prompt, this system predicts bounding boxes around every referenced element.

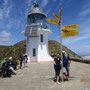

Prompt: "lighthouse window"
[33,48,36,57]
[40,34,43,42]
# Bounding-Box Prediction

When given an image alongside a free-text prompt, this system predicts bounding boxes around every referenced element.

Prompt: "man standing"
[62,51,71,81]
[20,53,24,69]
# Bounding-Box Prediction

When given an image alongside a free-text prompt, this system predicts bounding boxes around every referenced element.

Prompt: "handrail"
[26,23,47,28]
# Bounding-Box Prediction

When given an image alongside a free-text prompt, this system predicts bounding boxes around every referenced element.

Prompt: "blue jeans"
[1,67,11,77]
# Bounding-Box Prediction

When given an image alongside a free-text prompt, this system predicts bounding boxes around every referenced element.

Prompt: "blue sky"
[0,0,90,56]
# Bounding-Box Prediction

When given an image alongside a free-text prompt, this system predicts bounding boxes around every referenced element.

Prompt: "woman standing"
[54,53,62,84]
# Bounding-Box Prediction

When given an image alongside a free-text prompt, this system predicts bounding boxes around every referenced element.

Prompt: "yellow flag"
[62,24,80,29]
[63,30,80,37]
[47,19,60,25]
[53,13,60,21]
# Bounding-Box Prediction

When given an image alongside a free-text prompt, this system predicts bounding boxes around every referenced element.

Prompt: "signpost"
[63,30,80,37]
[62,24,80,29]
[47,19,59,25]
[47,3,80,82]
[53,13,60,21]
[59,4,64,81]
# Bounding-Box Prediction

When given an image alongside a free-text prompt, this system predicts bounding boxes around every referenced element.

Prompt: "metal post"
[59,3,64,82]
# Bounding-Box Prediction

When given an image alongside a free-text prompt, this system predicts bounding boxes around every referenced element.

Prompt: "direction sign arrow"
[53,13,60,21]
[62,24,80,29]
[47,19,60,25]
[63,30,80,37]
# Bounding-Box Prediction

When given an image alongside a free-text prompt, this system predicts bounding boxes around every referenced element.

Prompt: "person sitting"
[0,58,12,77]
[7,57,17,75]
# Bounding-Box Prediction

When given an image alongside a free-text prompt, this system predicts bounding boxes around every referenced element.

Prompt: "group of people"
[0,51,71,84]
[0,57,17,77]
[54,51,71,84]
[0,53,28,78]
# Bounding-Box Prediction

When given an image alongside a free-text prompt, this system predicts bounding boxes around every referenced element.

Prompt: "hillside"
[0,40,81,63]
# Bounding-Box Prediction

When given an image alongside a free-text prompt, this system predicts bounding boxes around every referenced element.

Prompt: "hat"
[9,57,12,60]
[62,51,66,53]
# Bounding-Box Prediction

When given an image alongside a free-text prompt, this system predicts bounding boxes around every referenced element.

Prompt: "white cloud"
[5,5,12,18]
[0,31,12,45]
[78,8,90,17]
[0,0,13,20]
[53,0,56,2]
[4,0,13,18]
[63,35,90,45]
[67,42,90,56]
[3,0,8,6]
[61,0,72,3]
[80,45,90,48]
[0,9,3,20]
[24,0,32,16]
[78,1,90,17]
[82,0,90,9]
[67,0,72,3]
[0,0,27,33]
[41,0,48,8]
[46,9,51,15]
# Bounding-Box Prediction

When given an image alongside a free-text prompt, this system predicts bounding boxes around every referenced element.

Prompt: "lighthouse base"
[28,60,54,63]
[27,56,53,63]
[26,29,53,63]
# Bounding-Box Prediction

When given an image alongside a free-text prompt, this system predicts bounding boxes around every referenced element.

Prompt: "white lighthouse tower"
[23,2,53,62]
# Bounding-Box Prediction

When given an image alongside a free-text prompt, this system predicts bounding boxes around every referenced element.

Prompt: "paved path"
[0,61,90,90]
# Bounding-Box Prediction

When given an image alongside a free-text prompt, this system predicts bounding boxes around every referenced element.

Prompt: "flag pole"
[59,3,64,82]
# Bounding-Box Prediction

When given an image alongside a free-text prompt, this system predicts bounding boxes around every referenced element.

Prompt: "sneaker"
[56,82,60,84]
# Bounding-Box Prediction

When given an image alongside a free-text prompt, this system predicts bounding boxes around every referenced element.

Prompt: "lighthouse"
[23,2,53,62]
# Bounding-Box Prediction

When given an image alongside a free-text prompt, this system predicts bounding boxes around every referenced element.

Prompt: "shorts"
[63,66,70,73]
